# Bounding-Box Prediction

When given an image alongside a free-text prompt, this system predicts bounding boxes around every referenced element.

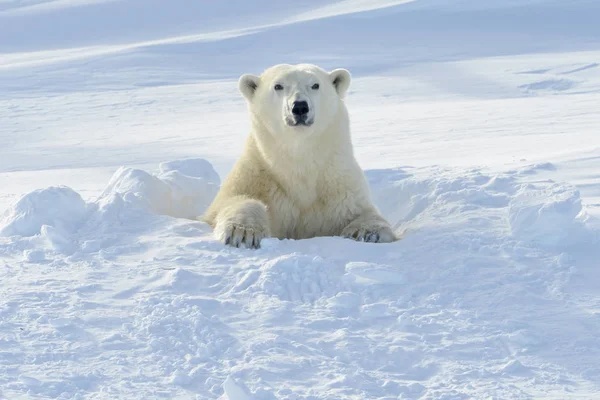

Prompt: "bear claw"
[342,224,396,243]
[345,230,381,243]
[222,224,265,249]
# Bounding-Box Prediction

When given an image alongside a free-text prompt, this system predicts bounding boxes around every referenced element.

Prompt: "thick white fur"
[202,64,396,248]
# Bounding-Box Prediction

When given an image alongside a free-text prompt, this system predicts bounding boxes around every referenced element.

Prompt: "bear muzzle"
[286,100,313,127]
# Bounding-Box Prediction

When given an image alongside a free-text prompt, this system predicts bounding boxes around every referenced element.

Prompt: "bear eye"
[311,83,320,90]
[274,84,283,91]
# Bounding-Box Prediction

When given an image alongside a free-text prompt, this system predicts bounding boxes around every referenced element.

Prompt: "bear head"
[238,64,351,140]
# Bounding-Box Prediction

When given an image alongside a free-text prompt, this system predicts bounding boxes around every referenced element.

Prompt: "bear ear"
[330,68,351,97]
[238,74,260,100]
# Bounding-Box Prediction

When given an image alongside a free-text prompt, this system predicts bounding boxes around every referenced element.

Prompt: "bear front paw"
[217,223,269,249]
[342,224,396,243]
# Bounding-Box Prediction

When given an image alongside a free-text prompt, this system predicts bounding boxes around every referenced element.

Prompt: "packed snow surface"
[1,0,600,399]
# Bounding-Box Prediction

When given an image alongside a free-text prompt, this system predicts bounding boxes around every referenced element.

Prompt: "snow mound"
[0,158,219,258]
[0,158,218,241]
[160,158,221,185]
[367,167,517,233]
[150,268,216,294]
[100,158,219,219]
[222,376,252,400]
[509,183,584,246]
[0,186,87,237]
[345,261,405,285]
[251,254,345,303]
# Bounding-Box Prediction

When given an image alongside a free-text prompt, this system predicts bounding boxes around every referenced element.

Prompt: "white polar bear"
[202,63,396,248]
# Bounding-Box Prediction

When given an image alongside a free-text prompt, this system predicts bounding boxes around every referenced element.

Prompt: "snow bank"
[99,158,219,220]
[366,167,591,249]
[1,159,592,255]
[509,183,584,246]
[0,186,87,237]
[0,159,220,257]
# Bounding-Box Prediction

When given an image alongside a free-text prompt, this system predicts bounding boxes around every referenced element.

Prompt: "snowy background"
[1,0,600,399]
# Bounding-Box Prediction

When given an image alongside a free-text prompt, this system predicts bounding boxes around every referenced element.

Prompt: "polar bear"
[202,63,396,248]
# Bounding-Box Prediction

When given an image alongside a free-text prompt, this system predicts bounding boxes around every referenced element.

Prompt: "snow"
[0,186,87,237]
[1,0,600,399]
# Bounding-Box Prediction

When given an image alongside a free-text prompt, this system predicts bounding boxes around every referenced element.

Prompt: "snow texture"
[1,0,600,399]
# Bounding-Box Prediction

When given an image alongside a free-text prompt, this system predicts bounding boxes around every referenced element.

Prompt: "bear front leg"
[213,197,271,249]
[341,211,396,243]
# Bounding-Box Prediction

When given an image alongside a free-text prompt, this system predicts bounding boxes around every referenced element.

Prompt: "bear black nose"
[292,101,309,116]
